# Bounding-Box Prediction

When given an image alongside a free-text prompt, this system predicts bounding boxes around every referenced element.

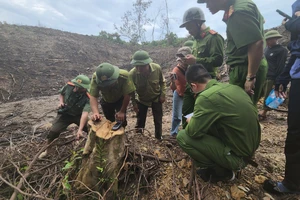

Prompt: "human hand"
[184,54,196,65]
[186,117,191,124]
[76,130,84,140]
[295,11,300,17]
[160,96,166,103]
[115,111,125,122]
[92,113,102,121]
[282,17,288,25]
[133,104,139,114]
[275,84,287,98]
[58,102,65,109]
[244,78,256,96]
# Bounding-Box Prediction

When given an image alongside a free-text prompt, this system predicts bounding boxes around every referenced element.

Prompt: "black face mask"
[193,21,204,39]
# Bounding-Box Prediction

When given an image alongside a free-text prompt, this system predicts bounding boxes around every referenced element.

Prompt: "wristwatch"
[246,76,256,81]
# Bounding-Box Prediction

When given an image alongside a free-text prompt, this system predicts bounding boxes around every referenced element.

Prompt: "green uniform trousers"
[47,113,88,142]
[177,129,246,173]
[229,58,268,106]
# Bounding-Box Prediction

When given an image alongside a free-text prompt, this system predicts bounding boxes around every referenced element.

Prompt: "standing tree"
[114,0,152,44]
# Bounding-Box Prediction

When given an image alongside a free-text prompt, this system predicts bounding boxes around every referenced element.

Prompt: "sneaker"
[38,150,48,159]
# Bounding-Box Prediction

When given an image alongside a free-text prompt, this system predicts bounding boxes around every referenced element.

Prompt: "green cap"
[71,75,90,90]
[183,40,194,48]
[130,50,153,66]
[265,30,282,40]
[95,63,120,87]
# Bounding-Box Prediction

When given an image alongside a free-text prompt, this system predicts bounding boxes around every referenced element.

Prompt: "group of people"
[169,0,300,195]
[39,0,300,196]
[39,50,166,160]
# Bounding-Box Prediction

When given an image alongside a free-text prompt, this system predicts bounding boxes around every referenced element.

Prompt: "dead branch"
[9,139,57,200]
[128,149,187,163]
[188,160,195,192]
[195,175,201,200]
[9,160,39,194]
[69,180,103,200]
[0,175,53,200]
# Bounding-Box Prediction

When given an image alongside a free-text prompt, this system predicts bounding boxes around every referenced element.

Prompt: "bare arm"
[247,39,263,78]
[116,94,130,122]
[244,39,264,95]
[89,96,101,121]
[76,111,89,139]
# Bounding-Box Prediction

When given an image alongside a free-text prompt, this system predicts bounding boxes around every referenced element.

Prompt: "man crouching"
[177,64,261,182]
[39,75,91,159]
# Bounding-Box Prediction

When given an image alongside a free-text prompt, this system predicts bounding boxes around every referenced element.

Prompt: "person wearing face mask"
[179,7,224,128]
[169,47,191,137]
[176,64,261,182]
[89,63,136,128]
[129,50,166,140]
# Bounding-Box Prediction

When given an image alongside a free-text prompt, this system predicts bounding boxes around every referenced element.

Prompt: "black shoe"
[263,179,300,195]
[196,168,214,182]
[210,169,235,183]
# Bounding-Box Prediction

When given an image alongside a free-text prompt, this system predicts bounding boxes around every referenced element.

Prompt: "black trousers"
[100,96,127,127]
[283,79,300,191]
[135,101,163,139]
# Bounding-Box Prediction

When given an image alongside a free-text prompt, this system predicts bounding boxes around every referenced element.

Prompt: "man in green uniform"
[89,63,136,127]
[39,75,91,159]
[197,0,268,105]
[179,7,224,127]
[177,64,261,182]
[129,50,166,140]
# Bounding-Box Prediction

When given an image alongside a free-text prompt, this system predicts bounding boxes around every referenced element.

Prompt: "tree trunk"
[74,119,126,195]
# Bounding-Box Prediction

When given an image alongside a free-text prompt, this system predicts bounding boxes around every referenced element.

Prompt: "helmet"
[264,30,282,40]
[183,40,194,48]
[180,7,206,28]
[95,63,120,87]
[130,50,153,66]
[71,75,90,90]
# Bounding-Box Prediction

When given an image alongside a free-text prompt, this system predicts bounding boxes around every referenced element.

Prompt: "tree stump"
[74,119,126,195]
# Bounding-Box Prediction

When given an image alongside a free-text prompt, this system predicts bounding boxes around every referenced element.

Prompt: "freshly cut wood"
[75,119,126,195]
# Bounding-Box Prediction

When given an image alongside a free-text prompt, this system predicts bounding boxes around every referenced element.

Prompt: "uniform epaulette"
[209,30,217,35]
[119,69,129,80]
[67,81,75,86]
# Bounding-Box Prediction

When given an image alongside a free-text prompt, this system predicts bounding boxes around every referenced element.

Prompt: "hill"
[0,23,177,102]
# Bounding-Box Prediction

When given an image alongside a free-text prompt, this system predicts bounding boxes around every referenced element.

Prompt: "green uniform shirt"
[59,84,91,116]
[192,27,224,77]
[186,80,261,157]
[89,69,136,103]
[129,63,166,107]
[225,0,265,66]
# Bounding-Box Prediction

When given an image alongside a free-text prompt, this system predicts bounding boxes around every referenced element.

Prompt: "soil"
[0,23,299,200]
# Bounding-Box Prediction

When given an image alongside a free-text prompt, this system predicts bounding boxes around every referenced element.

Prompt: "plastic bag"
[265,89,285,109]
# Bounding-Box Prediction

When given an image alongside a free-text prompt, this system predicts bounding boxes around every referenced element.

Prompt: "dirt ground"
[0,87,299,200]
[0,23,299,200]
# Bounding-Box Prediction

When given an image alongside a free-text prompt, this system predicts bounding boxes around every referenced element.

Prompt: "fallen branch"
[128,149,187,163]
[0,175,53,200]
[9,139,57,200]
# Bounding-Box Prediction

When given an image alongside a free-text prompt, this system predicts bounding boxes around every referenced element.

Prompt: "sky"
[0,0,295,41]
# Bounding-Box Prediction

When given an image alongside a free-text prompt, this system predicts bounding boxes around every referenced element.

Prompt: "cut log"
[74,119,126,195]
